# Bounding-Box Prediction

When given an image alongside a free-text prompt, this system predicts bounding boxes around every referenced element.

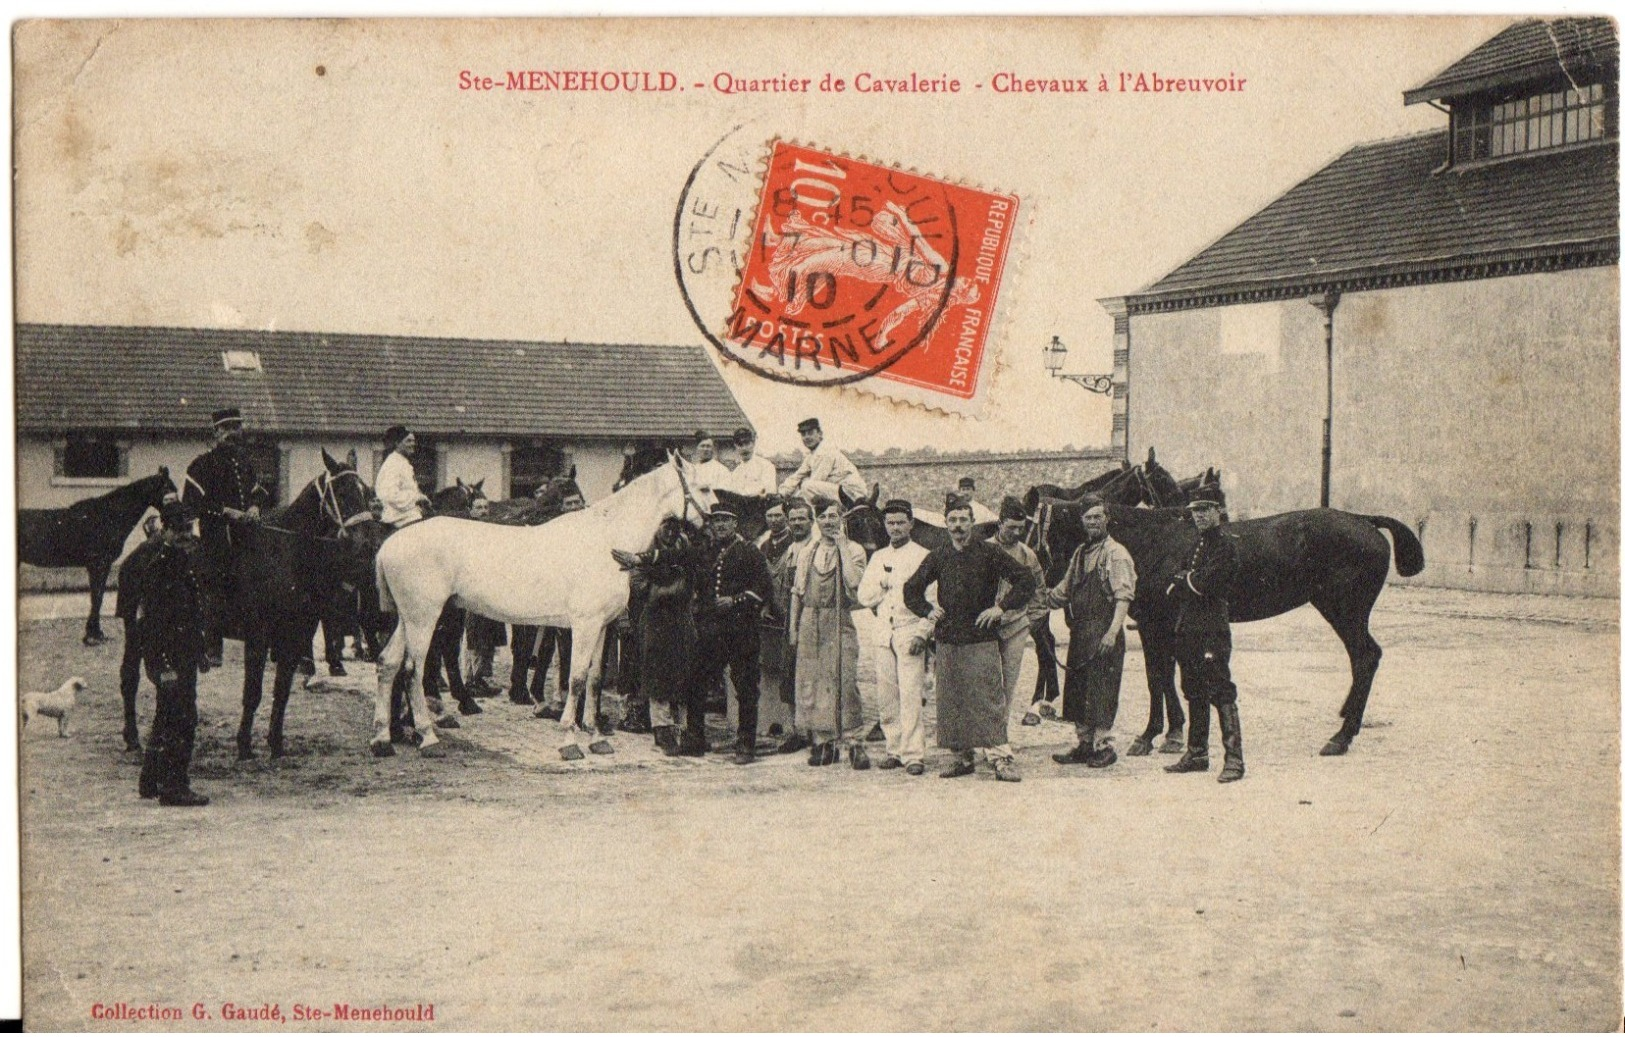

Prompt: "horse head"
[838,483,886,554]
[665,450,716,528]
[146,466,178,506]
[319,448,375,534]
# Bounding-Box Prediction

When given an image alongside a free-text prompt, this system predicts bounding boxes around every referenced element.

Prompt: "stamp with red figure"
[675,137,1019,414]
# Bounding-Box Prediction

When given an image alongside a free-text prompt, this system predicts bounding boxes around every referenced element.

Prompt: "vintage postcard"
[10,15,1620,1031]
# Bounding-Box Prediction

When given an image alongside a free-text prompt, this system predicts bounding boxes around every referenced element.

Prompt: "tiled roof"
[1404,17,1618,104]
[1129,132,1618,306]
[15,323,752,439]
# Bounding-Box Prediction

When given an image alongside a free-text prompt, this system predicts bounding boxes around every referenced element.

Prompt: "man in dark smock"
[135,499,211,807]
[614,517,700,757]
[903,493,1036,782]
[1163,486,1245,783]
[182,406,266,669]
[116,514,164,752]
[1046,493,1136,769]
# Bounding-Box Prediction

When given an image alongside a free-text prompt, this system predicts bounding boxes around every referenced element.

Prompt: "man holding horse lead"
[183,406,267,669]
[904,492,1036,782]
[1164,485,1245,783]
[779,418,868,504]
[375,425,430,528]
[1045,493,1136,769]
[691,504,775,764]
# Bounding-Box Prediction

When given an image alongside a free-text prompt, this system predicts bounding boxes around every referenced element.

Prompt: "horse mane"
[67,469,171,513]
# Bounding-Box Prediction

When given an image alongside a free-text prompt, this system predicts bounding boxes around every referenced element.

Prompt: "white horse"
[372,453,715,758]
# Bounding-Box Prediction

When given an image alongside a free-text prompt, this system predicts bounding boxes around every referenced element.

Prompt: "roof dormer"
[1404,17,1618,167]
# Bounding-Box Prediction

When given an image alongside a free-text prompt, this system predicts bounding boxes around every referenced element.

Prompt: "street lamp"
[1043,334,1113,394]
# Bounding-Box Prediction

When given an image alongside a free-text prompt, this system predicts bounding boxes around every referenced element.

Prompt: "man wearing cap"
[1046,494,1136,769]
[987,497,1048,734]
[724,427,779,498]
[904,492,1036,782]
[375,425,430,529]
[856,499,933,775]
[779,418,868,503]
[955,476,999,526]
[764,496,816,753]
[182,406,267,668]
[135,498,211,807]
[1164,486,1245,783]
[690,430,732,493]
[690,504,775,763]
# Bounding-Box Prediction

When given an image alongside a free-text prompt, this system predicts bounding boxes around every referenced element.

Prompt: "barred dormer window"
[1452,80,1615,163]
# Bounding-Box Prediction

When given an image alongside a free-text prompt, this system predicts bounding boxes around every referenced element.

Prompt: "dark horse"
[1035,497,1424,756]
[18,468,177,645]
[228,450,375,759]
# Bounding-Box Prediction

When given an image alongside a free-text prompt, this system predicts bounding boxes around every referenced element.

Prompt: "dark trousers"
[119,619,143,742]
[1030,615,1061,705]
[692,623,762,748]
[141,663,198,796]
[1174,627,1238,709]
[511,625,572,699]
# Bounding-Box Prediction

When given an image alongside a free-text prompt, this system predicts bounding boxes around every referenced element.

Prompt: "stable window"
[53,434,127,480]
[509,442,569,500]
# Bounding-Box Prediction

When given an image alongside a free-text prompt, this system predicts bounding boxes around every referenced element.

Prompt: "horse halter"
[319,469,372,534]
[1131,465,1163,509]
[672,457,712,526]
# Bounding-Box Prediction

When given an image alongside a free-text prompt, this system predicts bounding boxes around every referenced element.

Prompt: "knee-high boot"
[1165,699,1210,773]
[1216,702,1245,783]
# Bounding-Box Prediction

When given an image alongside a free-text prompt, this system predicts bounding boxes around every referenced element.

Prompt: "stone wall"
[772,448,1124,513]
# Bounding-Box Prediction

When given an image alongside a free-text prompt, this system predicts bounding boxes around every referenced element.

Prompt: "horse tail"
[1362,515,1425,577]
[376,559,397,615]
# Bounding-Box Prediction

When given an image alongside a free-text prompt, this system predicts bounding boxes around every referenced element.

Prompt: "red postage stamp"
[719,141,1018,412]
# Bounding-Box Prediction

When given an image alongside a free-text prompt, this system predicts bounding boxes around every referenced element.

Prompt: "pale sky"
[14,15,1513,455]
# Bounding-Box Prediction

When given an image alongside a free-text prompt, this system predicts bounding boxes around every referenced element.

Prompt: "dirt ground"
[16,585,1622,1031]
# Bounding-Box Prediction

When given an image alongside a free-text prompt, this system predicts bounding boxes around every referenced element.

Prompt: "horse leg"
[237,636,269,760]
[578,623,613,756]
[1134,617,1182,754]
[84,560,112,645]
[1313,591,1384,756]
[394,616,445,756]
[439,608,480,716]
[267,641,299,759]
[372,621,406,755]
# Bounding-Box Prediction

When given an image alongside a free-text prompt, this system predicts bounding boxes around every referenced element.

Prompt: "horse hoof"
[559,744,586,761]
[1320,739,1350,757]
[268,743,285,760]
[434,715,460,730]
[370,740,396,758]
[1125,737,1154,757]
[124,741,142,753]
[420,741,446,758]
[82,634,107,648]
[1158,736,1185,754]
[588,740,615,756]
[458,700,483,716]
[236,747,255,762]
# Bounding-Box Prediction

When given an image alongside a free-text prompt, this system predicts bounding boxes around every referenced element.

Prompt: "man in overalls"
[1046,494,1137,769]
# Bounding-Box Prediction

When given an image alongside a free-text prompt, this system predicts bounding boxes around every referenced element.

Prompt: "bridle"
[672,457,712,525]
[320,469,373,535]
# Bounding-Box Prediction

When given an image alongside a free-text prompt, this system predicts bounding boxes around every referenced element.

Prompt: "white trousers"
[872,626,928,764]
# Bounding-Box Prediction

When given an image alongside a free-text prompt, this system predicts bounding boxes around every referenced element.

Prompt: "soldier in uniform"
[182,406,266,668]
[765,497,816,753]
[136,499,211,807]
[1163,485,1245,783]
[691,505,776,763]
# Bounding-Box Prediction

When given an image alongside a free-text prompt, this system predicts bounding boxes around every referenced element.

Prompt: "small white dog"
[22,677,84,738]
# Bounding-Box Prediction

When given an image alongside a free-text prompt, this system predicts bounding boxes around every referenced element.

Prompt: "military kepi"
[211,406,243,428]
[999,496,1028,523]
[797,417,821,434]
[1186,485,1226,509]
